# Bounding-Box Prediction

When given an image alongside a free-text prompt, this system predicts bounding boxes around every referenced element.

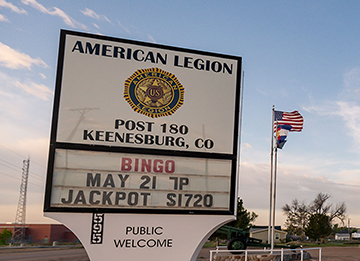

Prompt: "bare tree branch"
[310,193,332,214]
[283,192,347,237]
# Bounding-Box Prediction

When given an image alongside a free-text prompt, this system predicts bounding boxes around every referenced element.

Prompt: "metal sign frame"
[44,30,242,215]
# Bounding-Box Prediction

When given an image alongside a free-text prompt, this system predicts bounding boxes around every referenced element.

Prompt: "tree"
[305,213,332,242]
[227,198,258,230]
[309,193,347,225]
[309,192,331,214]
[282,199,309,239]
[283,192,347,241]
[210,198,258,241]
[0,229,12,245]
[332,224,357,236]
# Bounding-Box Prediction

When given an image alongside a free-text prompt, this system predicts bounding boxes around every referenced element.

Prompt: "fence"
[209,246,322,261]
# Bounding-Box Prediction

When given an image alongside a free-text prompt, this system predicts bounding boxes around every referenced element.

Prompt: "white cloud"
[15,81,53,101]
[0,0,27,14]
[117,20,130,34]
[335,66,360,145]
[0,72,52,133]
[336,101,360,145]
[0,13,8,22]
[0,41,48,69]
[243,143,252,148]
[344,66,360,92]
[21,0,86,29]
[147,34,156,43]
[81,8,111,23]
[303,101,333,116]
[304,64,360,148]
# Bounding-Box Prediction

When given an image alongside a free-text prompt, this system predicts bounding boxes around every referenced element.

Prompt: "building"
[0,224,79,244]
[335,232,350,241]
[250,226,287,244]
[352,231,360,239]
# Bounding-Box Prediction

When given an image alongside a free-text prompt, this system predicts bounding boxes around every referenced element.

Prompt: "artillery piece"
[216,225,299,253]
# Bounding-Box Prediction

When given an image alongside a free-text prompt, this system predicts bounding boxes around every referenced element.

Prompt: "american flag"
[274,110,303,132]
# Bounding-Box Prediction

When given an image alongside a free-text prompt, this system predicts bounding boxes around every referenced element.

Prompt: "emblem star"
[139,79,171,106]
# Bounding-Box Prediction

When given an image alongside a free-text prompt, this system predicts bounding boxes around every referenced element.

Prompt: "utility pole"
[12,158,30,243]
[66,107,99,141]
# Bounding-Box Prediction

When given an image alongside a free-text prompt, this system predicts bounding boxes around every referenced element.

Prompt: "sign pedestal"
[46,213,233,261]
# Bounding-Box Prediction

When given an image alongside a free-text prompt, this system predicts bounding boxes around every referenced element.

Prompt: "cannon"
[216,225,299,253]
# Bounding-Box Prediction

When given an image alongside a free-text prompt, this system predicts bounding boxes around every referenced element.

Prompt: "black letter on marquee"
[103,174,115,188]
[72,41,84,53]
[83,130,94,140]
[223,63,233,74]
[102,191,113,205]
[85,42,100,55]
[118,174,129,187]
[61,189,73,204]
[87,173,101,187]
[74,190,86,204]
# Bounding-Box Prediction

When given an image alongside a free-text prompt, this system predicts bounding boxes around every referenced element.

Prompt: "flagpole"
[271,123,278,251]
[268,106,275,247]
[268,109,303,250]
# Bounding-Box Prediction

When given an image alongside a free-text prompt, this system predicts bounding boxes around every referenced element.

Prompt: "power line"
[0,171,19,181]
[0,171,44,188]
[0,161,20,173]
[0,159,45,181]
[0,144,25,159]
[0,143,46,169]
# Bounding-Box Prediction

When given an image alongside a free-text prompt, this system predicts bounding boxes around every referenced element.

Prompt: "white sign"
[45,30,241,216]
[44,29,242,261]
[54,33,239,154]
[50,149,231,211]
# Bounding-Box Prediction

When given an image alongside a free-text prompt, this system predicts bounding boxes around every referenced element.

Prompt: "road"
[1,246,360,260]
[309,246,360,261]
[0,247,89,261]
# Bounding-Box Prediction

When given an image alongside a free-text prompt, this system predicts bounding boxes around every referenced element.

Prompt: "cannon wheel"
[227,237,247,254]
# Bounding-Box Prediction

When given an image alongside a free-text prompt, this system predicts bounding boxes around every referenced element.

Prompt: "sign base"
[45,213,234,261]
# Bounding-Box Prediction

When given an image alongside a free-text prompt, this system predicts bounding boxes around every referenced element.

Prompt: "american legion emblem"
[124,68,184,118]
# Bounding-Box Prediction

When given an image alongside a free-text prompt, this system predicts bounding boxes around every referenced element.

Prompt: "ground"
[0,245,360,260]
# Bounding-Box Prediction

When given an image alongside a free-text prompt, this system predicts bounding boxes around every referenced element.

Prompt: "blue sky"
[1,0,360,228]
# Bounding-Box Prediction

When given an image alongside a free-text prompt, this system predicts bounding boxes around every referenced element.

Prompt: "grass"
[203,242,218,248]
[299,241,360,247]
[203,240,360,249]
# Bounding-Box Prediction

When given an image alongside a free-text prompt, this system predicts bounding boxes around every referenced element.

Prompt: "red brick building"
[0,224,79,244]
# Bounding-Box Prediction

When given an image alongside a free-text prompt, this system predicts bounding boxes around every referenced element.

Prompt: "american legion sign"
[44,30,242,261]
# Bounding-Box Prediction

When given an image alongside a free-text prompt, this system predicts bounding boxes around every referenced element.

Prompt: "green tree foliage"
[227,198,258,230]
[305,213,332,242]
[210,198,258,240]
[0,229,12,245]
[332,224,357,235]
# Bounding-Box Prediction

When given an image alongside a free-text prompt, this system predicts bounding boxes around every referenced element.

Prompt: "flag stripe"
[273,110,303,132]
